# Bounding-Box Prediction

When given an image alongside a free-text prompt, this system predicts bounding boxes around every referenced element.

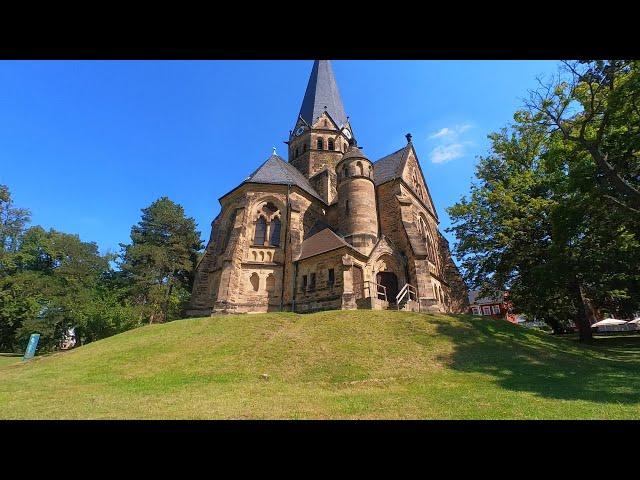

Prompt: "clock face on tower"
[342,128,352,140]
[295,126,305,136]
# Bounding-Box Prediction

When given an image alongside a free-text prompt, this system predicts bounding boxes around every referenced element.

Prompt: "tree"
[11,226,113,350]
[0,185,31,269]
[526,60,640,213]
[119,197,202,323]
[448,114,639,342]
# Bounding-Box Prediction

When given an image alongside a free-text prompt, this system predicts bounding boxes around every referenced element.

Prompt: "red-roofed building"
[468,290,517,323]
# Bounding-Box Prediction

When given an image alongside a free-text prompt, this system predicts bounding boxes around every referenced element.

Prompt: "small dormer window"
[317,138,323,150]
[328,138,334,151]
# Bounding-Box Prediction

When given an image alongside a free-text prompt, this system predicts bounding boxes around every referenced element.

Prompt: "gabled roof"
[296,228,353,261]
[243,154,324,203]
[297,60,348,128]
[373,142,439,221]
[373,145,409,186]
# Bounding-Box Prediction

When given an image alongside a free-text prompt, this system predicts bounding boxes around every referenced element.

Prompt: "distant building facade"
[187,61,469,316]
[468,290,516,323]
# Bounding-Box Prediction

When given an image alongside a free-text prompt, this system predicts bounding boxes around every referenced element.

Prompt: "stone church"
[187,60,469,316]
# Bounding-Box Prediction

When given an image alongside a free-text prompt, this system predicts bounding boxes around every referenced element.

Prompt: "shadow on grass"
[431,317,640,404]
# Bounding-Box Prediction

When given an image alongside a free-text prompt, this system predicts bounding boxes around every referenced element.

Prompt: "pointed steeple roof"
[298,60,348,128]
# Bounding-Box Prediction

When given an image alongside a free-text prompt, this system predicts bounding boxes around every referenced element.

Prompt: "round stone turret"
[335,142,378,255]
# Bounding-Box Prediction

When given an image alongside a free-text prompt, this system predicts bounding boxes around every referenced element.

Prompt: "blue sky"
[0,60,560,258]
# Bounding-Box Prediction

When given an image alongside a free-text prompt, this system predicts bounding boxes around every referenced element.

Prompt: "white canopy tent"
[591,318,628,327]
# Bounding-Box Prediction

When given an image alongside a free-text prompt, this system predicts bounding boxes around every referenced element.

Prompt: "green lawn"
[0,355,22,367]
[1,310,639,419]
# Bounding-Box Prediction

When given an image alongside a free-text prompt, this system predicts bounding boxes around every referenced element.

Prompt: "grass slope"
[1,310,639,419]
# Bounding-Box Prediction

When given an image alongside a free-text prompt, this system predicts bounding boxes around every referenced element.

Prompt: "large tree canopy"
[119,197,202,323]
[448,60,640,342]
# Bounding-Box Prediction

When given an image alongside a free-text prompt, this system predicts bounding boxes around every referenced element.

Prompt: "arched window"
[345,200,350,215]
[317,138,323,150]
[254,216,267,245]
[250,273,260,292]
[328,138,334,151]
[269,217,281,247]
[356,161,363,176]
[323,119,328,127]
[266,274,276,293]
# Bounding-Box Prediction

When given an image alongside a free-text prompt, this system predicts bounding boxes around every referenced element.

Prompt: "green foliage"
[119,197,202,323]
[0,185,148,352]
[448,60,640,340]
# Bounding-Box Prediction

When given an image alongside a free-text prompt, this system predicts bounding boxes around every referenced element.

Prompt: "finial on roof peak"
[406,133,412,144]
[272,146,277,156]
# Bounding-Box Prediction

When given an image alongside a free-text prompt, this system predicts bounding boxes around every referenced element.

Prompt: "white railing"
[396,283,418,311]
[364,281,388,302]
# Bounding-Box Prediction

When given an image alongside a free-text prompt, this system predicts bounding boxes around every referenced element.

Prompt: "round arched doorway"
[376,271,399,302]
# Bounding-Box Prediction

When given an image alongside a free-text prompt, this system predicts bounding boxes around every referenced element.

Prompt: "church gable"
[400,147,437,219]
[311,110,340,130]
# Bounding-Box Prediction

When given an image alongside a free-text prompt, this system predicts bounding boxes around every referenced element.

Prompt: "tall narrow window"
[254,216,267,245]
[356,161,363,176]
[345,200,350,215]
[269,217,281,247]
[328,268,335,287]
[250,273,260,292]
[266,274,276,293]
[295,147,299,157]
[328,138,334,151]
[317,138,324,150]
[303,144,307,153]
[302,275,308,291]
[309,273,316,290]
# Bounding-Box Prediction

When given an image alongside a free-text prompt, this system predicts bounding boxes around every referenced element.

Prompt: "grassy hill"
[1,310,639,419]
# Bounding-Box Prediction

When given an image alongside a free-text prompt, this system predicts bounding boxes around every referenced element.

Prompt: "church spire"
[297,60,348,128]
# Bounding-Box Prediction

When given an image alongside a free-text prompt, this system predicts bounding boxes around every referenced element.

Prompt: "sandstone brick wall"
[294,249,346,313]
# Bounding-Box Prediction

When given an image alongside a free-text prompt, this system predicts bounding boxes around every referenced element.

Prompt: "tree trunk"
[569,277,594,343]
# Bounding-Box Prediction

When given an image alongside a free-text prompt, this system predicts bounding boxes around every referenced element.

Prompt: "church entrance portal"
[376,272,398,303]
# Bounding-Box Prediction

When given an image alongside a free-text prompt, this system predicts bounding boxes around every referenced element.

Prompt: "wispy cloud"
[429,127,453,139]
[431,144,465,164]
[427,123,474,164]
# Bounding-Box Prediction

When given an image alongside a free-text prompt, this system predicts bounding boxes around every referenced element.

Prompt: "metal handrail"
[396,283,418,310]
[364,281,388,302]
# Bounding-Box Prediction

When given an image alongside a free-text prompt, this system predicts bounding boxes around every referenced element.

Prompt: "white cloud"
[429,127,452,139]
[430,144,465,164]
[428,124,472,140]
[427,123,474,164]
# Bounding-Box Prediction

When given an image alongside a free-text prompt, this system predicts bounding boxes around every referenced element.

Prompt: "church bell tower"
[287,60,354,204]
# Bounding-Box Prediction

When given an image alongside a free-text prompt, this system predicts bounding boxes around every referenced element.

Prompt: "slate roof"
[373,145,409,185]
[243,154,324,203]
[296,228,353,261]
[298,60,348,128]
[339,145,369,164]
